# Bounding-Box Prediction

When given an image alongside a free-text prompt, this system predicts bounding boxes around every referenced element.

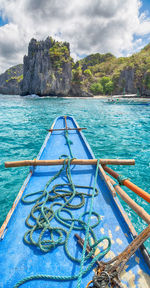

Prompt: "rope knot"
[117,175,129,185]
[43,222,49,228]
[93,271,110,288]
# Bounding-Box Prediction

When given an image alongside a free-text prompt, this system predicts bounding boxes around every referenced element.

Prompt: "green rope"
[15,125,111,287]
[22,158,100,253]
[77,159,100,287]
[64,129,73,158]
[14,241,111,288]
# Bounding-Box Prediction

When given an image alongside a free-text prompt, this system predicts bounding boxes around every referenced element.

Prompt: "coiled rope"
[14,124,111,287]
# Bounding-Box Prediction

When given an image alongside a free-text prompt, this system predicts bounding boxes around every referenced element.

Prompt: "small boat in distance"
[107,94,150,105]
[0,116,150,288]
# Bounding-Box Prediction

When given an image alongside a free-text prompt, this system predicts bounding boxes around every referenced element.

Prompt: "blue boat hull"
[0,116,149,288]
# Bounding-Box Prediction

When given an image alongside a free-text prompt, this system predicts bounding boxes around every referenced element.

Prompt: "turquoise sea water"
[0,95,150,252]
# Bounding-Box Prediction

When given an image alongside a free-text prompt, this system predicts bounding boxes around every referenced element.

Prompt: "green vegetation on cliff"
[90,76,114,95]
[6,74,23,83]
[49,41,73,72]
[72,44,150,95]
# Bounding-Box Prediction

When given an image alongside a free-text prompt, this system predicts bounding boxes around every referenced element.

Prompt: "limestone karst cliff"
[21,37,73,96]
[0,64,23,95]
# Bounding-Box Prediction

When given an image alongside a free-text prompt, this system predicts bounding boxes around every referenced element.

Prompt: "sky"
[0,0,150,73]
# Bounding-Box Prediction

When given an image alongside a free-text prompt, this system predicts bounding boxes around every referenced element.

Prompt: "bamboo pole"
[102,165,150,203]
[48,127,87,132]
[48,116,86,131]
[5,159,135,168]
[106,174,150,224]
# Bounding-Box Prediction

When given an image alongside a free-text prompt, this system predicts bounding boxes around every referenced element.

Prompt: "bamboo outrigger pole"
[102,165,150,203]
[106,174,150,224]
[5,159,135,168]
[48,127,87,132]
[47,116,87,132]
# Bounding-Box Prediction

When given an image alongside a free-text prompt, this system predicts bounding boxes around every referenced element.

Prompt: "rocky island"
[0,64,23,95]
[21,37,72,96]
[0,36,150,97]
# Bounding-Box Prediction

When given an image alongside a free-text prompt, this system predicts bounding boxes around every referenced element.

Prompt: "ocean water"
[0,95,149,252]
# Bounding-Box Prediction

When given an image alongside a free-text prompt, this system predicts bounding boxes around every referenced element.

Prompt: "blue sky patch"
[0,10,8,27]
[140,0,150,16]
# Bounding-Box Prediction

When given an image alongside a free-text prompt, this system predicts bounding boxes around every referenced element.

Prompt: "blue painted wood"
[0,116,149,288]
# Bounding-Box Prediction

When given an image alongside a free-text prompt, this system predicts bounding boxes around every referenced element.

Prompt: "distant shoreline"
[1,93,150,102]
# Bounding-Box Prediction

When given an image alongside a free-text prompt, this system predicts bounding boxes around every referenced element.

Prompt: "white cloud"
[0,0,150,73]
